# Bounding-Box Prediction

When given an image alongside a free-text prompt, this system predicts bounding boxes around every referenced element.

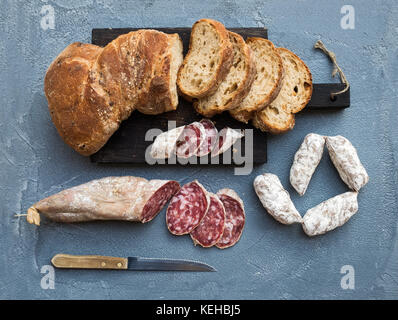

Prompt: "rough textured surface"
[0,0,397,299]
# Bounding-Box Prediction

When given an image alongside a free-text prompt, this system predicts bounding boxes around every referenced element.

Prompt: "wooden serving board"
[90,28,350,165]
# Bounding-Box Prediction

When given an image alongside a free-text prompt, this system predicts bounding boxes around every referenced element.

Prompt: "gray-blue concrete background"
[0,0,397,299]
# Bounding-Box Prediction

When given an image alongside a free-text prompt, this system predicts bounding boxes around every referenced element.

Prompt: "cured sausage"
[150,125,184,159]
[211,127,244,157]
[326,135,369,192]
[196,119,218,157]
[290,133,325,196]
[302,191,359,236]
[190,193,225,247]
[175,122,206,158]
[26,176,180,226]
[215,188,245,249]
[253,173,302,224]
[166,180,210,235]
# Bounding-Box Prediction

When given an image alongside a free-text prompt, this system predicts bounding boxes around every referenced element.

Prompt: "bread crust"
[193,31,256,117]
[177,19,233,99]
[252,108,295,134]
[45,31,183,156]
[229,38,284,123]
[252,47,312,134]
[133,31,183,115]
[44,42,112,156]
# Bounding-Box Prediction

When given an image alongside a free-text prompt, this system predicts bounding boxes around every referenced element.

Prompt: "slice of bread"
[252,47,313,134]
[193,32,256,117]
[229,38,283,123]
[177,19,233,99]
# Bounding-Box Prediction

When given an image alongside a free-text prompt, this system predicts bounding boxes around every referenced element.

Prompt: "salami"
[26,176,180,226]
[150,126,185,159]
[197,119,218,157]
[290,133,325,196]
[166,180,210,235]
[253,173,302,224]
[190,193,226,247]
[175,122,206,158]
[302,191,359,236]
[211,127,244,156]
[141,180,181,223]
[326,135,369,192]
[215,188,245,249]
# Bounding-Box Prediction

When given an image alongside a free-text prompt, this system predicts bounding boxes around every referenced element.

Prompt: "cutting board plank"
[90,28,349,164]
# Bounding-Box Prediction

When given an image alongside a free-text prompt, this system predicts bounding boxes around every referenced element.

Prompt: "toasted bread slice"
[177,19,233,99]
[193,32,256,117]
[229,38,283,123]
[252,47,313,134]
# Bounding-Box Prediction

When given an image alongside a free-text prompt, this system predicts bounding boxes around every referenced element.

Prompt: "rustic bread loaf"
[252,47,313,133]
[229,38,283,123]
[177,19,233,99]
[44,30,183,156]
[193,32,256,117]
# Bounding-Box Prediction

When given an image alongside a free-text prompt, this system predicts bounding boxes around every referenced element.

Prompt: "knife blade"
[51,254,216,272]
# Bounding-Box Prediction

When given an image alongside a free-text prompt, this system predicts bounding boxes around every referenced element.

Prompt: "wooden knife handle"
[51,254,128,270]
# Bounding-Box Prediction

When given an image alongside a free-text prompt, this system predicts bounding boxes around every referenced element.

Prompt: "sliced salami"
[197,119,218,157]
[166,180,210,235]
[190,193,226,247]
[150,126,185,159]
[211,127,244,156]
[141,180,181,223]
[26,176,180,226]
[175,122,206,158]
[215,188,245,249]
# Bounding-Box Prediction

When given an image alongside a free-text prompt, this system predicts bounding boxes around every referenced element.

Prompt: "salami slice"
[196,119,218,157]
[215,188,245,249]
[166,180,210,235]
[141,180,181,223]
[211,127,244,156]
[190,193,226,247]
[150,126,185,159]
[26,176,180,226]
[175,122,206,158]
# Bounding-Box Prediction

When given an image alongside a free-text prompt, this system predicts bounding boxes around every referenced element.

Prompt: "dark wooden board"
[90,28,349,164]
[306,83,350,109]
[91,27,268,51]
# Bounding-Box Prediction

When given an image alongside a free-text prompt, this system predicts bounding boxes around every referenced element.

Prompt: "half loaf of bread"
[45,30,183,156]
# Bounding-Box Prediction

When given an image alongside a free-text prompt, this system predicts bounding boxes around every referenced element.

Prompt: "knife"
[51,253,216,272]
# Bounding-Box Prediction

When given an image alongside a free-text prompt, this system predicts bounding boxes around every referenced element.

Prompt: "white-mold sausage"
[302,191,359,236]
[150,126,185,159]
[326,135,369,191]
[290,133,325,196]
[253,173,302,224]
[27,176,180,226]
